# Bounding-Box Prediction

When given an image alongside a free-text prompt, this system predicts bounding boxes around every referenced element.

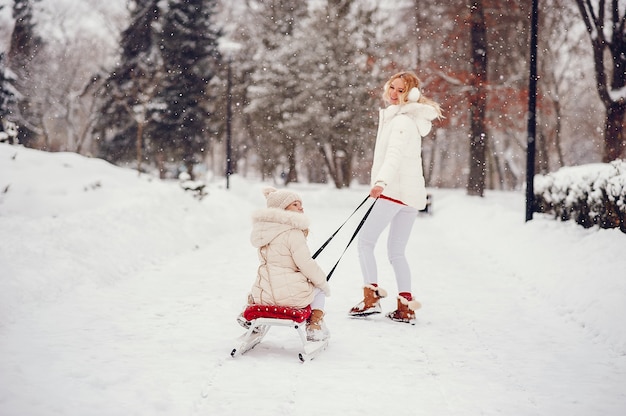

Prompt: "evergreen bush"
[534,160,626,233]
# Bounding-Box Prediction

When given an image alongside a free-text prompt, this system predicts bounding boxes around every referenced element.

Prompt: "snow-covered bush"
[534,160,626,233]
[0,120,18,145]
[178,171,207,200]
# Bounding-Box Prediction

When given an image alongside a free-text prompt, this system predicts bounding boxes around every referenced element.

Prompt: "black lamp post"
[226,57,233,190]
[525,0,539,221]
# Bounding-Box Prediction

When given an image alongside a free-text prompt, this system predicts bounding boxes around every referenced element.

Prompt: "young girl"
[241,187,331,341]
[349,71,442,324]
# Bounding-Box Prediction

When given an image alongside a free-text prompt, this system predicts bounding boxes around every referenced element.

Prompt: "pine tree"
[243,0,308,183]
[0,52,19,144]
[149,0,222,178]
[0,53,16,121]
[93,0,164,171]
[7,0,42,147]
[243,0,381,187]
[296,0,382,188]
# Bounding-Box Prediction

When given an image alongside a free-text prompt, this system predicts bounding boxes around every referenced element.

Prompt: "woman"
[242,187,331,341]
[349,71,442,324]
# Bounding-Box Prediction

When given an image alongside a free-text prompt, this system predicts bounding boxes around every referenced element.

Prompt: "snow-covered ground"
[1,142,625,416]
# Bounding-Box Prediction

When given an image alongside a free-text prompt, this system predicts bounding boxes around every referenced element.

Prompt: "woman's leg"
[357,199,402,285]
[387,205,418,293]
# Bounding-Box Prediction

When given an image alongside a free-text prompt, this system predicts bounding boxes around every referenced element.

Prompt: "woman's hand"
[370,185,384,198]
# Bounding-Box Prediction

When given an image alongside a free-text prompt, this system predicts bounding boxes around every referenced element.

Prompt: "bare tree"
[575,0,626,161]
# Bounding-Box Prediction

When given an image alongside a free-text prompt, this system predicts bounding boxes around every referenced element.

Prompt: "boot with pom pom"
[386,293,421,324]
[349,284,388,316]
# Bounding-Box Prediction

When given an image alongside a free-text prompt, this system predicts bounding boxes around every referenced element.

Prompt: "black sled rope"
[312,195,378,281]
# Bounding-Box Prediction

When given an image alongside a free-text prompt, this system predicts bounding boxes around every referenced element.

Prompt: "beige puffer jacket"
[371,102,439,209]
[249,207,330,308]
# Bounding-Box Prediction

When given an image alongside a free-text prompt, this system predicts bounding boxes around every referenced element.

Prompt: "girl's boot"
[306,309,330,341]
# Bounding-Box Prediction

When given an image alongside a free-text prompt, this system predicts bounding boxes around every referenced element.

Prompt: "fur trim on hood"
[250,208,310,248]
[382,102,439,136]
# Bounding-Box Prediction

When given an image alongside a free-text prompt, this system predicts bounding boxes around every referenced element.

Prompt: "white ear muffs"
[408,87,421,102]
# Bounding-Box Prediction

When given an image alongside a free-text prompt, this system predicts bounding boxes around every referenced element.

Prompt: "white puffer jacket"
[249,207,330,308]
[370,102,439,209]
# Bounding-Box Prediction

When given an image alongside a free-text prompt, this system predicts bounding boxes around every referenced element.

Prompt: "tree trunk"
[339,151,351,188]
[467,0,488,197]
[156,152,166,179]
[575,0,626,162]
[553,101,564,168]
[604,102,626,162]
[425,134,437,187]
[537,131,550,174]
[285,138,298,185]
[317,144,341,188]
[488,139,503,190]
[136,122,144,175]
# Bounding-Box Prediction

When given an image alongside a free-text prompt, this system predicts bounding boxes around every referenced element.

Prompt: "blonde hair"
[382,71,443,118]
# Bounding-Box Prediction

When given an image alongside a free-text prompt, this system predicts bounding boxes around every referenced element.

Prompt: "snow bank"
[0,144,253,326]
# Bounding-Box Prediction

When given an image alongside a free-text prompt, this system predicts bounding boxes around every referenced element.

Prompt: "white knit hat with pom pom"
[263,187,301,210]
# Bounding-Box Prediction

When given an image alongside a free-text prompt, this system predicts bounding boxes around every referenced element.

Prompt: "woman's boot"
[386,294,421,324]
[349,284,388,316]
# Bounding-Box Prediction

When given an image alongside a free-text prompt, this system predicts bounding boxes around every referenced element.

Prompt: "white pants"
[310,288,326,310]
[357,198,418,293]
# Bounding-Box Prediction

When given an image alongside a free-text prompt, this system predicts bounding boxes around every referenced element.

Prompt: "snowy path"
[410,192,626,415]
[1,187,625,416]
[196,189,626,416]
[412,216,623,415]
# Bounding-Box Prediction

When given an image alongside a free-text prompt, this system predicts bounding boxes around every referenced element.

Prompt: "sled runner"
[230,304,328,362]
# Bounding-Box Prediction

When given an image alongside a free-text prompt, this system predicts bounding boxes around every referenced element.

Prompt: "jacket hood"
[250,208,310,248]
[383,102,439,122]
[382,102,439,136]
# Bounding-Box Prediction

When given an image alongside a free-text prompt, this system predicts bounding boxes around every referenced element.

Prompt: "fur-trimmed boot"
[386,293,421,324]
[349,284,388,316]
[236,313,251,330]
[306,309,329,342]
[236,294,256,331]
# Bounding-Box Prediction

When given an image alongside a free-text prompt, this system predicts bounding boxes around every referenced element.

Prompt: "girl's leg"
[357,199,402,285]
[310,288,325,310]
[308,289,329,341]
[387,205,418,293]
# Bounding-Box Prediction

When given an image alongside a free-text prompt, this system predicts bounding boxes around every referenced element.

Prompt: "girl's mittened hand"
[321,283,331,297]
